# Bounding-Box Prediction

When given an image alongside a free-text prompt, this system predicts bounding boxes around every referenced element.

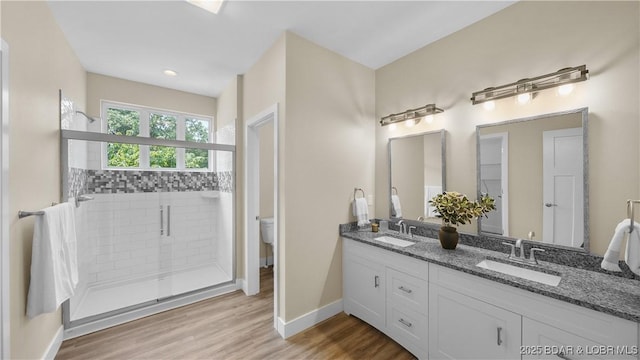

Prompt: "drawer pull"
[398,318,413,328]
[398,286,413,294]
[374,275,379,288]
[496,326,503,346]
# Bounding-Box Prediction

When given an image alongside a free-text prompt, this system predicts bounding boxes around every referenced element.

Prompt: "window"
[102,102,213,170]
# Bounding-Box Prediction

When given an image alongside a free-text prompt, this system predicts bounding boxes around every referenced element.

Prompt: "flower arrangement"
[429,191,496,228]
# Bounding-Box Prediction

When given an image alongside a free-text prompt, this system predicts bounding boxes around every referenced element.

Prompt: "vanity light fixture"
[186,0,225,14]
[380,104,444,127]
[470,65,589,106]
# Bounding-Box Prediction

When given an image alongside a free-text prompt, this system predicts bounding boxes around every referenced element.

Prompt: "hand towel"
[601,219,640,273]
[27,201,78,318]
[352,197,370,227]
[391,195,402,218]
[625,222,640,276]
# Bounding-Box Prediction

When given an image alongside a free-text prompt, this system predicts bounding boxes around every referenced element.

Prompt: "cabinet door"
[523,318,638,360]
[343,250,385,329]
[429,284,521,360]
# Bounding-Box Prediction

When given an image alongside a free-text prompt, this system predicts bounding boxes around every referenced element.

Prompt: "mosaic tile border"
[69,168,234,194]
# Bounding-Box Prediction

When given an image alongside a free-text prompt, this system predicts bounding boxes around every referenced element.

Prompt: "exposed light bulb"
[517,92,531,104]
[424,115,434,123]
[405,119,416,127]
[483,101,495,111]
[557,84,574,96]
[389,123,397,131]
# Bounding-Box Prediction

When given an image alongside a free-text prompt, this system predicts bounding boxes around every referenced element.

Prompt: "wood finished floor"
[57,267,415,360]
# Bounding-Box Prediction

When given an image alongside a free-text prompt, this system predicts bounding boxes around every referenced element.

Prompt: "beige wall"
[283,32,375,321]
[480,112,582,240]
[1,2,87,358]
[375,1,640,256]
[86,73,216,120]
[242,33,286,302]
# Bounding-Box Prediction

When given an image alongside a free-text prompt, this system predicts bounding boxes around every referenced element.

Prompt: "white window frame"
[100,100,214,171]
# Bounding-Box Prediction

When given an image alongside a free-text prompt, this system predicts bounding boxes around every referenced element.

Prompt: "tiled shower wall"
[70,168,233,286]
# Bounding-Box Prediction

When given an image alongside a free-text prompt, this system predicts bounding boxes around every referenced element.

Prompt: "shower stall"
[60,96,235,335]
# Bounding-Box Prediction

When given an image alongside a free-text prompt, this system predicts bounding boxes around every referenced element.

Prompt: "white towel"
[391,195,402,218]
[352,197,370,227]
[27,201,78,318]
[601,219,640,275]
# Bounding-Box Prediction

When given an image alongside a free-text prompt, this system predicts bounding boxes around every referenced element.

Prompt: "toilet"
[260,217,274,245]
[260,217,274,268]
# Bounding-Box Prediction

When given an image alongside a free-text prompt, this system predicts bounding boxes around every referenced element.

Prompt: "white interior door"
[543,128,583,247]
[479,133,508,236]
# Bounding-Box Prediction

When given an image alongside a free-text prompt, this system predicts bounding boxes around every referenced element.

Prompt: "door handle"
[398,318,413,328]
[160,206,164,235]
[545,203,557,207]
[398,286,413,294]
[496,326,503,346]
[374,275,380,288]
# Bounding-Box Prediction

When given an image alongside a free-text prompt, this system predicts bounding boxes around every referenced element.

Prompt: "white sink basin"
[374,236,415,248]
[476,259,561,287]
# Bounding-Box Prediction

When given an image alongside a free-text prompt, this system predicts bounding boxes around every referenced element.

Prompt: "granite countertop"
[341,229,640,323]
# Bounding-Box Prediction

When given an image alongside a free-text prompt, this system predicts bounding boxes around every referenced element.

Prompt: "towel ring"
[392,187,398,195]
[354,188,365,199]
[628,200,640,233]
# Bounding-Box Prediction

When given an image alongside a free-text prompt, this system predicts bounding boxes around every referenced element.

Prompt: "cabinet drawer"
[387,267,428,315]
[387,303,428,358]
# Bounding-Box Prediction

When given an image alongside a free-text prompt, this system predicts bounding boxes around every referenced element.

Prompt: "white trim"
[64,283,239,340]
[43,326,63,360]
[276,299,343,339]
[244,103,280,333]
[0,39,9,360]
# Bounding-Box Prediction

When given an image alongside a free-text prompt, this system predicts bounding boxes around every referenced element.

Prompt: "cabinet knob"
[374,275,380,288]
[398,318,413,328]
[398,286,413,294]
[496,326,503,346]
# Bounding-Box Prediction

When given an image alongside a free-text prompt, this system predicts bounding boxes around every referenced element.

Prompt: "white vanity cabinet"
[429,263,639,360]
[342,238,429,359]
[429,283,521,359]
[343,243,386,330]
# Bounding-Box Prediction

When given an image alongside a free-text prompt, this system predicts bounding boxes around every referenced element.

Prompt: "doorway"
[479,133,508,236]
[542,127,583,247]
[245,104,279,333]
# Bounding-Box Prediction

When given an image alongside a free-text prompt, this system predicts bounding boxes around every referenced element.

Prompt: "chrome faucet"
[397,220,407,234]
[503,240,545,265]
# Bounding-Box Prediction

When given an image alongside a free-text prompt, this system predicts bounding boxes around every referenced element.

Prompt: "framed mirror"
[476,108,588,251]
[389,129,446,224]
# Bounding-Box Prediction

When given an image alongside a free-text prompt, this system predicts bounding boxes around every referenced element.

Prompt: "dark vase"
[439,226,459,250]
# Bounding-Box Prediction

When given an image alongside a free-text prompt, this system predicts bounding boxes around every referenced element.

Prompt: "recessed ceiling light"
[163,69,178,77]
[186,0,225,14]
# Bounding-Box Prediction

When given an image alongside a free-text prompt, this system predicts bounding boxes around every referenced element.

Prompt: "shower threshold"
[70,263,231,322]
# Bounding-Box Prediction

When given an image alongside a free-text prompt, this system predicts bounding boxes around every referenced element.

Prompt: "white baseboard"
[277,299,343,339]
[237,277,248,295]
[44,325,63,360]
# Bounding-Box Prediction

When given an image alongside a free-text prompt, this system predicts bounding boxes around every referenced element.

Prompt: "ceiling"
[47,1,515,98]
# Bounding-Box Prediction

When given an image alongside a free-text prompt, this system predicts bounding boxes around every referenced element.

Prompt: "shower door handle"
[160,206,164,235]
[167,206,171,237]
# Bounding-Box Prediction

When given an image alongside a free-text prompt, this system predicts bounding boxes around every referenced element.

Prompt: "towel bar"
[354,188,365,199]
[18,210,44,219]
